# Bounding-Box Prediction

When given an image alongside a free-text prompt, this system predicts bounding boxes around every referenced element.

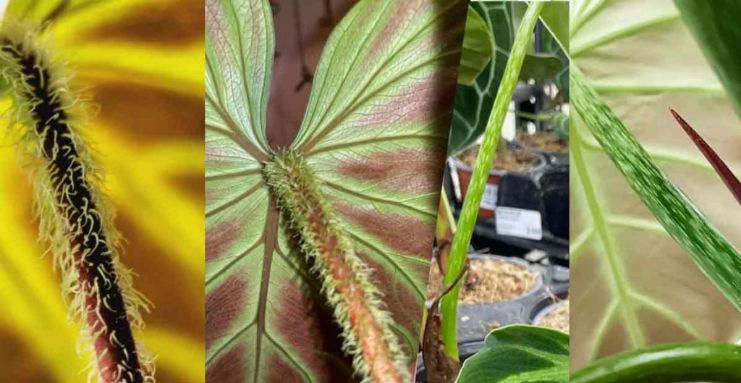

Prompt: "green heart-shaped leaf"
[458,7,494,86]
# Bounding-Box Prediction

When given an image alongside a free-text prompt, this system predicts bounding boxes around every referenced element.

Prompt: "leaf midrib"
[253,202,279,383]
[572,124,646,350]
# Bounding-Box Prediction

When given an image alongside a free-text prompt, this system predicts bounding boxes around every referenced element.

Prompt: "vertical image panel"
[570,0,741,381]
[205,0,467,381]
[421,1,569,382]
[0,1,204,383]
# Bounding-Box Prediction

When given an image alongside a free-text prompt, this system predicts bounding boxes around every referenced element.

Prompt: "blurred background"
[0,1,204,382]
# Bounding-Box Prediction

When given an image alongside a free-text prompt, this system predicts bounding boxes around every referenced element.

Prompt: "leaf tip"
[669,108,741,204]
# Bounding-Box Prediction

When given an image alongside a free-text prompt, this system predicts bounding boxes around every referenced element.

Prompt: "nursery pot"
[531,299,569,334]
[453,254,544,344]
[452,148,546,220]
[515,131,568,165]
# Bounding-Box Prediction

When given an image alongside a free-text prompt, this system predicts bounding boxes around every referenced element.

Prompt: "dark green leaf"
[456,325,569,383]
[458,7,494,86]
[539,1,569,51]
[447,2,516,155]
[521,53,563,81]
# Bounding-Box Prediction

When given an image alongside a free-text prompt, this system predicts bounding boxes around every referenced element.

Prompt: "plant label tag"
[495,207,543,240]
[480,184,498,210]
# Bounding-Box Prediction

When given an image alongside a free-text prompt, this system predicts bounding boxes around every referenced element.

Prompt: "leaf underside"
[570,0,741,369]
[205,0,466,381]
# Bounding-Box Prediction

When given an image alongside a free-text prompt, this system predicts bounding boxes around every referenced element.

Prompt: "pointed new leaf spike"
[670,108,741,204]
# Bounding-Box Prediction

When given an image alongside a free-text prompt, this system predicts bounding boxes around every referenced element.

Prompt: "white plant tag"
[495,206,543,240]
[480,183,498,210]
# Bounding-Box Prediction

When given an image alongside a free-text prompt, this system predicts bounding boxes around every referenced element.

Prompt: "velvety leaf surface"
[539,1,570,52]
[205,0,467,380]
[447,2,515,155]
[458,7,494,86]
[570,0,741,370]
[0,1,204,382]
[448,1,568,155]
[456,325,569,383]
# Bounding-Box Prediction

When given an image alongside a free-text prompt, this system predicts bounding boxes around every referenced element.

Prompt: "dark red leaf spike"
[670,108,741,204]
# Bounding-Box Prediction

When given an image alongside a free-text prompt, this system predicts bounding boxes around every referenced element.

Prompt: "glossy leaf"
[0,0,205,382]
[572,342,741,383]
[674,0,741,117]
[458,7,494,86]
[570,0,741,370]
[205,0,466,380]
[456,325,569,383]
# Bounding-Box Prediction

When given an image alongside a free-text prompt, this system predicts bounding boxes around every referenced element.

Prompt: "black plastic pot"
[452,255,544,344]
[532,300,568,327]
[528,283,569,325]
[463,165,568,260]
[451,147,547,220]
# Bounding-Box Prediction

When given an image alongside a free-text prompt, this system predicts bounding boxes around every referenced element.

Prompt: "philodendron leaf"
[539,1,570,51]
[447,2,516,155]
[448,2,569,155]
[674,0,741,117]
[456,325,569,383]
[570,0,741,370]
[520,53,562,81]
[205,0,466,380]
[572,342,741,383]
[458,7,494,86]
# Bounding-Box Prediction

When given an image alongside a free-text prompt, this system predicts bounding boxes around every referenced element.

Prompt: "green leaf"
[447,2,569,155]
[458,7,494,86]
[447,2,517,155]
[572,342,741,383]
[539,1,570,51]
[572,65,741,308]
[456,325,569,383]
[570,0,741,370]
[205,0,466,380]
[521,53,563,81]
[674,0,741,117]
